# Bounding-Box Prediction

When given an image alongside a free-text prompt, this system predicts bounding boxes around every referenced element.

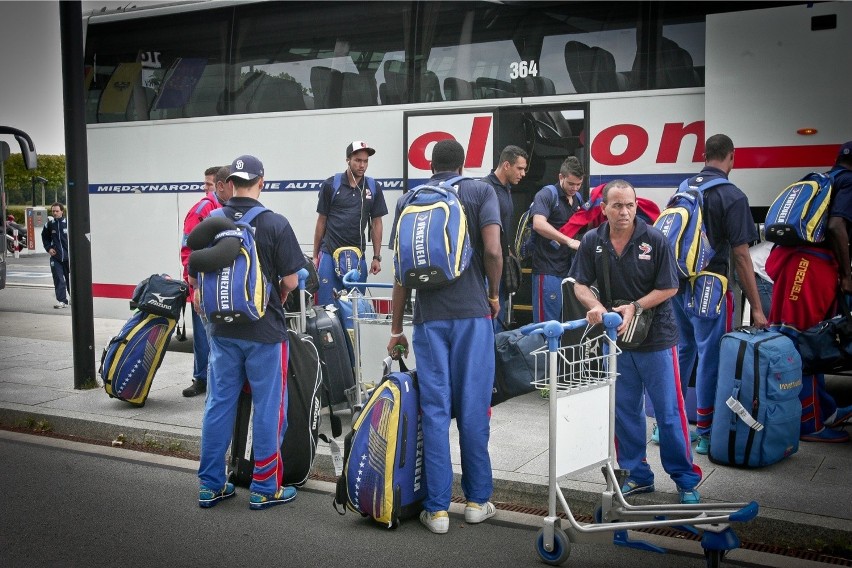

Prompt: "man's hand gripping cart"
[521,315,759,567]
[340,269,412,416]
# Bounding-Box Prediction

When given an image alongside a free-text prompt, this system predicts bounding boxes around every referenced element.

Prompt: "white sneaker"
[464,501,497,524]
[420,510,449,534]
[54,302,68,309]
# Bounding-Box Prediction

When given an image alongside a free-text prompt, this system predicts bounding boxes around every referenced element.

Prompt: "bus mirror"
[15,134,37,170]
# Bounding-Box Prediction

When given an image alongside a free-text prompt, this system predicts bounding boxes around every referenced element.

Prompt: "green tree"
[1,154,67,205]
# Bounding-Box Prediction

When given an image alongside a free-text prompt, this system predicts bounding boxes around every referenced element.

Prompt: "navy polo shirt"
[207,197,305,344]
[316,173,388,253]
[480,171,513,254]
[530,184,581,276]
[688,167,758,275]
[828,166,852,223]
[390,173,501,324]
[569,218,679,351]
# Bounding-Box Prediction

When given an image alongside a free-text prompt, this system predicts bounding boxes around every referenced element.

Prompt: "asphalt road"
[0,432,726,568]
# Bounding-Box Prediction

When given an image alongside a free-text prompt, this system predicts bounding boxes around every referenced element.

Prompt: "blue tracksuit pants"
[671,287,732,436]
[191,308,210,383]
[198,337,288,495]
[532,273,563,323]
[316,250,367,306]
[615,348,702,491]
[413,317,494,512]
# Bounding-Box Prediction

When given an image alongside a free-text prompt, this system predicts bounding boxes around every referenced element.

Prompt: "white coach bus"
[82,0,851,320]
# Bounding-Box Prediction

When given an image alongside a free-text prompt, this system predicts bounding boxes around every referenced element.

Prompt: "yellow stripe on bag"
[803,181,830,241]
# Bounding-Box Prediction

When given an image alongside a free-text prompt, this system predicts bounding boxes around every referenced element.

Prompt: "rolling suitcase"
[307,305,356,407]
[333,359,426,528]
[100,311,177,407]
[710,328,802,467]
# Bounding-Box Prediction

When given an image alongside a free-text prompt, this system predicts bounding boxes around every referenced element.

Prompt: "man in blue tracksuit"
[191,155,304,510]
[672,134,767,455]
[530,156,584,322]
[570,179,702,504]
[387,139,503,534]
[41,202,70,309]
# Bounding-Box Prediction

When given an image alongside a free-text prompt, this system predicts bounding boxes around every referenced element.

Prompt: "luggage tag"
[726,397,764,431]
[329,437,344,477]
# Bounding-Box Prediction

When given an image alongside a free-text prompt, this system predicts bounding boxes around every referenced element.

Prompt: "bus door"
[404,104,588,326]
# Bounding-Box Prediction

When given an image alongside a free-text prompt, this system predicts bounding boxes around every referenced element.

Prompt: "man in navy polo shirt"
[570,179,702,504]
[530,156,584,322]
[191,155,305,511]
[480,145,528,329]
[313,141,388,305]
[387,139,503,535]
[671,134,767,455]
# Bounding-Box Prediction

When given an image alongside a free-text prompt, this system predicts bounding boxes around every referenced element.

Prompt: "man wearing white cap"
[313,141,388,304]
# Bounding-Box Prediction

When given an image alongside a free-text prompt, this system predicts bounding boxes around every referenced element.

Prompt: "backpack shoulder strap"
[364,176,377,192]
[441,175,470,189]
[208,208,225,219]
[235,206,269,226]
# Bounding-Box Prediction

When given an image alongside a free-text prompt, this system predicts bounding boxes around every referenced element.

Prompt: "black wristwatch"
[631,300,643,315]
[373,255,382,262]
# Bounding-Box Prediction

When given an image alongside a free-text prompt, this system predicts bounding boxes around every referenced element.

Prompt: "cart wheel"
[535,528,571,565]
[704,549,724,568]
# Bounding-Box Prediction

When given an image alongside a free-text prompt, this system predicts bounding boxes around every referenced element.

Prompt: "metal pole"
[60,1,97,389]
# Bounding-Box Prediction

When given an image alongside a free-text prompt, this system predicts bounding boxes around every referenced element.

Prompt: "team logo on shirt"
[365,188,373,200]
[638,242,652,260]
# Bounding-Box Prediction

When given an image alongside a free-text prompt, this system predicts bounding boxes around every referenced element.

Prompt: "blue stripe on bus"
[87,174,691,194]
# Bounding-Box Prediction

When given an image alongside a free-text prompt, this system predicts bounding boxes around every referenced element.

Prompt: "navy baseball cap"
[227,155,264,181]
[838,141,852,161]
[346,141,375,158]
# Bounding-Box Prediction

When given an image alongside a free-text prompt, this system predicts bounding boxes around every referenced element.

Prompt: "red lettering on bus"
[657,122,704,163]
[409,131,454,170]
[464,116,492,169]
[592,124,648,166]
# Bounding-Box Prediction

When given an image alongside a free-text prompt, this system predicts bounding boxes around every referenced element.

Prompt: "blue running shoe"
[249,486,297,510]
[199,483,236,508]
[800,429,849,443]
[678,487,701,504]
[695,435,710,455]
[651,423,659,444]
[826,405,852,427]
[621,480,655,497]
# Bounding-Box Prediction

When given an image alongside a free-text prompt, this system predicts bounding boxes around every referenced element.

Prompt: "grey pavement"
[1,300,851,560]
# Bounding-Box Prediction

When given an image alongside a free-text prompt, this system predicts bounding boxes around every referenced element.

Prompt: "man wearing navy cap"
[313,141,388,304]
[192,154,307,509]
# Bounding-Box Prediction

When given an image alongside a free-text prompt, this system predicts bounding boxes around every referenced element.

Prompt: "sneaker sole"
[621,484,655,497]
[800,434,850,443]
[249,492,297,510]
[199,491,236,508]
[464,508,496,524]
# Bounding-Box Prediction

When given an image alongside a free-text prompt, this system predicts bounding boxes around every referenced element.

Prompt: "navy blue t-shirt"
[390,173,501,324]
[207,197,305,343]
[688,167,758,275]
[828,166,852,222]
[530,184,581,276]
[480,171,513,254]
[316,174,388,254]
[569,218,679,351]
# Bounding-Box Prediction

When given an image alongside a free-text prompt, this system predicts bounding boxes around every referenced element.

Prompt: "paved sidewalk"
[1,310,850,559]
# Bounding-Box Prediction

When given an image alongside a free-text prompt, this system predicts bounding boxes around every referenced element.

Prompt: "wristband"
[488,296,500,303]
[373,255,382,261]
[390,331,405,338]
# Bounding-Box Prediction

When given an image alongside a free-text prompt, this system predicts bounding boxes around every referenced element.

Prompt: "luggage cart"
[340,269,414,414]
[522,315,759,567]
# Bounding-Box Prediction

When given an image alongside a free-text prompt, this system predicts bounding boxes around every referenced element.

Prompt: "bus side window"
[564,41,627,94]
[341,72,378,107]
[311,66,342,109]
[443,77,474,101]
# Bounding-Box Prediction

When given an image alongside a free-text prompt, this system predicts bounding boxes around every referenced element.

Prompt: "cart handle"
[297,268,309,290]
[519,313,622,338]
[342,269,394,289]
